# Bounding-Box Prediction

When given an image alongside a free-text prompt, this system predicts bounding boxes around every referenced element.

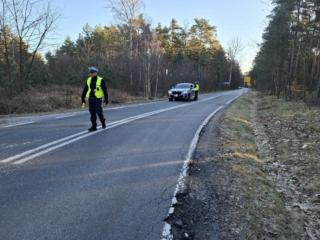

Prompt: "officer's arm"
[101,79,108,102]
[81,84,88,100]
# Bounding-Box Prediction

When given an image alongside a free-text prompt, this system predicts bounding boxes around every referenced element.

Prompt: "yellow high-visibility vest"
[193,84,199,91]
[86,76,104,98]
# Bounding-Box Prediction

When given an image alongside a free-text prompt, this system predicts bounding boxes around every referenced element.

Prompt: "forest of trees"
[250,0,320,100]
[0,0,243,102]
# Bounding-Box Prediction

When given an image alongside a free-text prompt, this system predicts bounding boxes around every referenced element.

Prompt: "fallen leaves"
[251,93,320,239]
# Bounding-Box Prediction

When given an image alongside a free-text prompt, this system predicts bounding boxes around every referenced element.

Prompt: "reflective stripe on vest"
[86,76,104,98]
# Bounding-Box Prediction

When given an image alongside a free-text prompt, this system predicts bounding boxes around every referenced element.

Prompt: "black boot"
[88,126,97,132]
[101,119,106,129]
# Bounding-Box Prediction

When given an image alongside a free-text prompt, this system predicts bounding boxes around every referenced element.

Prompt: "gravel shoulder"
[166,104,245,240]
[188,108,243,239]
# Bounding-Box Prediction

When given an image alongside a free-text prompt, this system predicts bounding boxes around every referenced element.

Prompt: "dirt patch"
[167,91,320,239]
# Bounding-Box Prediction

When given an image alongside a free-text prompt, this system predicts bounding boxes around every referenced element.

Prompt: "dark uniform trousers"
[194,91,198,100]
[89,98,105,127]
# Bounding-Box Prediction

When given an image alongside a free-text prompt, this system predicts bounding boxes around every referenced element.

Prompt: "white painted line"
[109,101,158,110]
[11,108,180,165]
[0,130,88,163]
[161,106,224,240]
[226,95,241,105]
[55,114,76,119]
[1,92,237,165]
[1,110,172,164]
[2,121,36,128]
[13,130,100,164]
[4,102,195,165]
[162,222,173,240]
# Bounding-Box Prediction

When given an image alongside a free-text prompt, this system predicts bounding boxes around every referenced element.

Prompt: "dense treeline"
[250,0,320,100]
[0,0,242,103]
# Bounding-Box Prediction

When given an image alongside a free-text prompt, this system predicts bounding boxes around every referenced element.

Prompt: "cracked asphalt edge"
[161,105,233,240]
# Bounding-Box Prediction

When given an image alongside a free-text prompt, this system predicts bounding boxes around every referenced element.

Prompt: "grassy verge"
[218,90,320,239]
[0,85,164,115]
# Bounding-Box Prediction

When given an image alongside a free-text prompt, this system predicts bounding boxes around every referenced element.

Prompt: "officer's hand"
[82,98,85,104]
[104,99,108,105]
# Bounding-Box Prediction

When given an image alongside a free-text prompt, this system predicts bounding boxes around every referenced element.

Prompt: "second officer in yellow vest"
[81,67,109,131]
[193,82,199,101]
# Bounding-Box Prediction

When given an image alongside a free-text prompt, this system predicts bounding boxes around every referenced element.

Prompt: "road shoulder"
[167,105,246,239]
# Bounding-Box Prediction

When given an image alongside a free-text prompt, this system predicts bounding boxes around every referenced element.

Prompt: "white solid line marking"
[55,114,76,119]
[13,130,99,164]
[226,95,241,105]
[0,131,88,163]
[3,102,194,164]
[161,106,224,240]
[1,92,239,165]
[11,106,187,165]
[2,121,36,128]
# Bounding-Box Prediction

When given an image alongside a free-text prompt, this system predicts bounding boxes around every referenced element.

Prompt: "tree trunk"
[288,1,301,87]
[129,27,133,86]
[293,39,301,80]
[314,47,320,95]
[154,55,159,99]
[19,38,24,92]
[316,74,320,98]
[3,37,13,96]
[310,39,318,89]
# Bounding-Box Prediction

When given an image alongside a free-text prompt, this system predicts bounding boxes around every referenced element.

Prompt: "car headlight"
[182,91,188,94]
[168,91,172,94]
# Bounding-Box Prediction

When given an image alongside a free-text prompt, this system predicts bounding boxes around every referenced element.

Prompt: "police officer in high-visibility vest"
[193,82,199,101]
[81,67,108,131]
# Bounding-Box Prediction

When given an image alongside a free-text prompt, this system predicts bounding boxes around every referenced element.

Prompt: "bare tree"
[106,0,145,86]
[0,1,15,95]
[226,38,245,86]
[0,0,62,93]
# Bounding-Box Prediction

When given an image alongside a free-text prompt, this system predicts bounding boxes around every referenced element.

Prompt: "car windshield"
[175,83,190,88]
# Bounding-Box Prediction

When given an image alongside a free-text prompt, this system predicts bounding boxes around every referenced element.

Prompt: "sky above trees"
[52,0,273,73]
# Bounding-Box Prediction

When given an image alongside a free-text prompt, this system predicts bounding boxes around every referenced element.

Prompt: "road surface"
[0,90,244,240]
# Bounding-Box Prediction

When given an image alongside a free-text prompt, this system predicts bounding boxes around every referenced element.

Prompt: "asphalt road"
[0,89,245,240]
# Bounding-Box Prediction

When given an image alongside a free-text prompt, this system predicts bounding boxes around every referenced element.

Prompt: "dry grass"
[0,85,162,116]
[218,90,320,239]
[0,85,82,115]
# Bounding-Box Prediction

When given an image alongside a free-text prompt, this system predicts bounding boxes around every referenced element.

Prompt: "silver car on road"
[168,83,195,101]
